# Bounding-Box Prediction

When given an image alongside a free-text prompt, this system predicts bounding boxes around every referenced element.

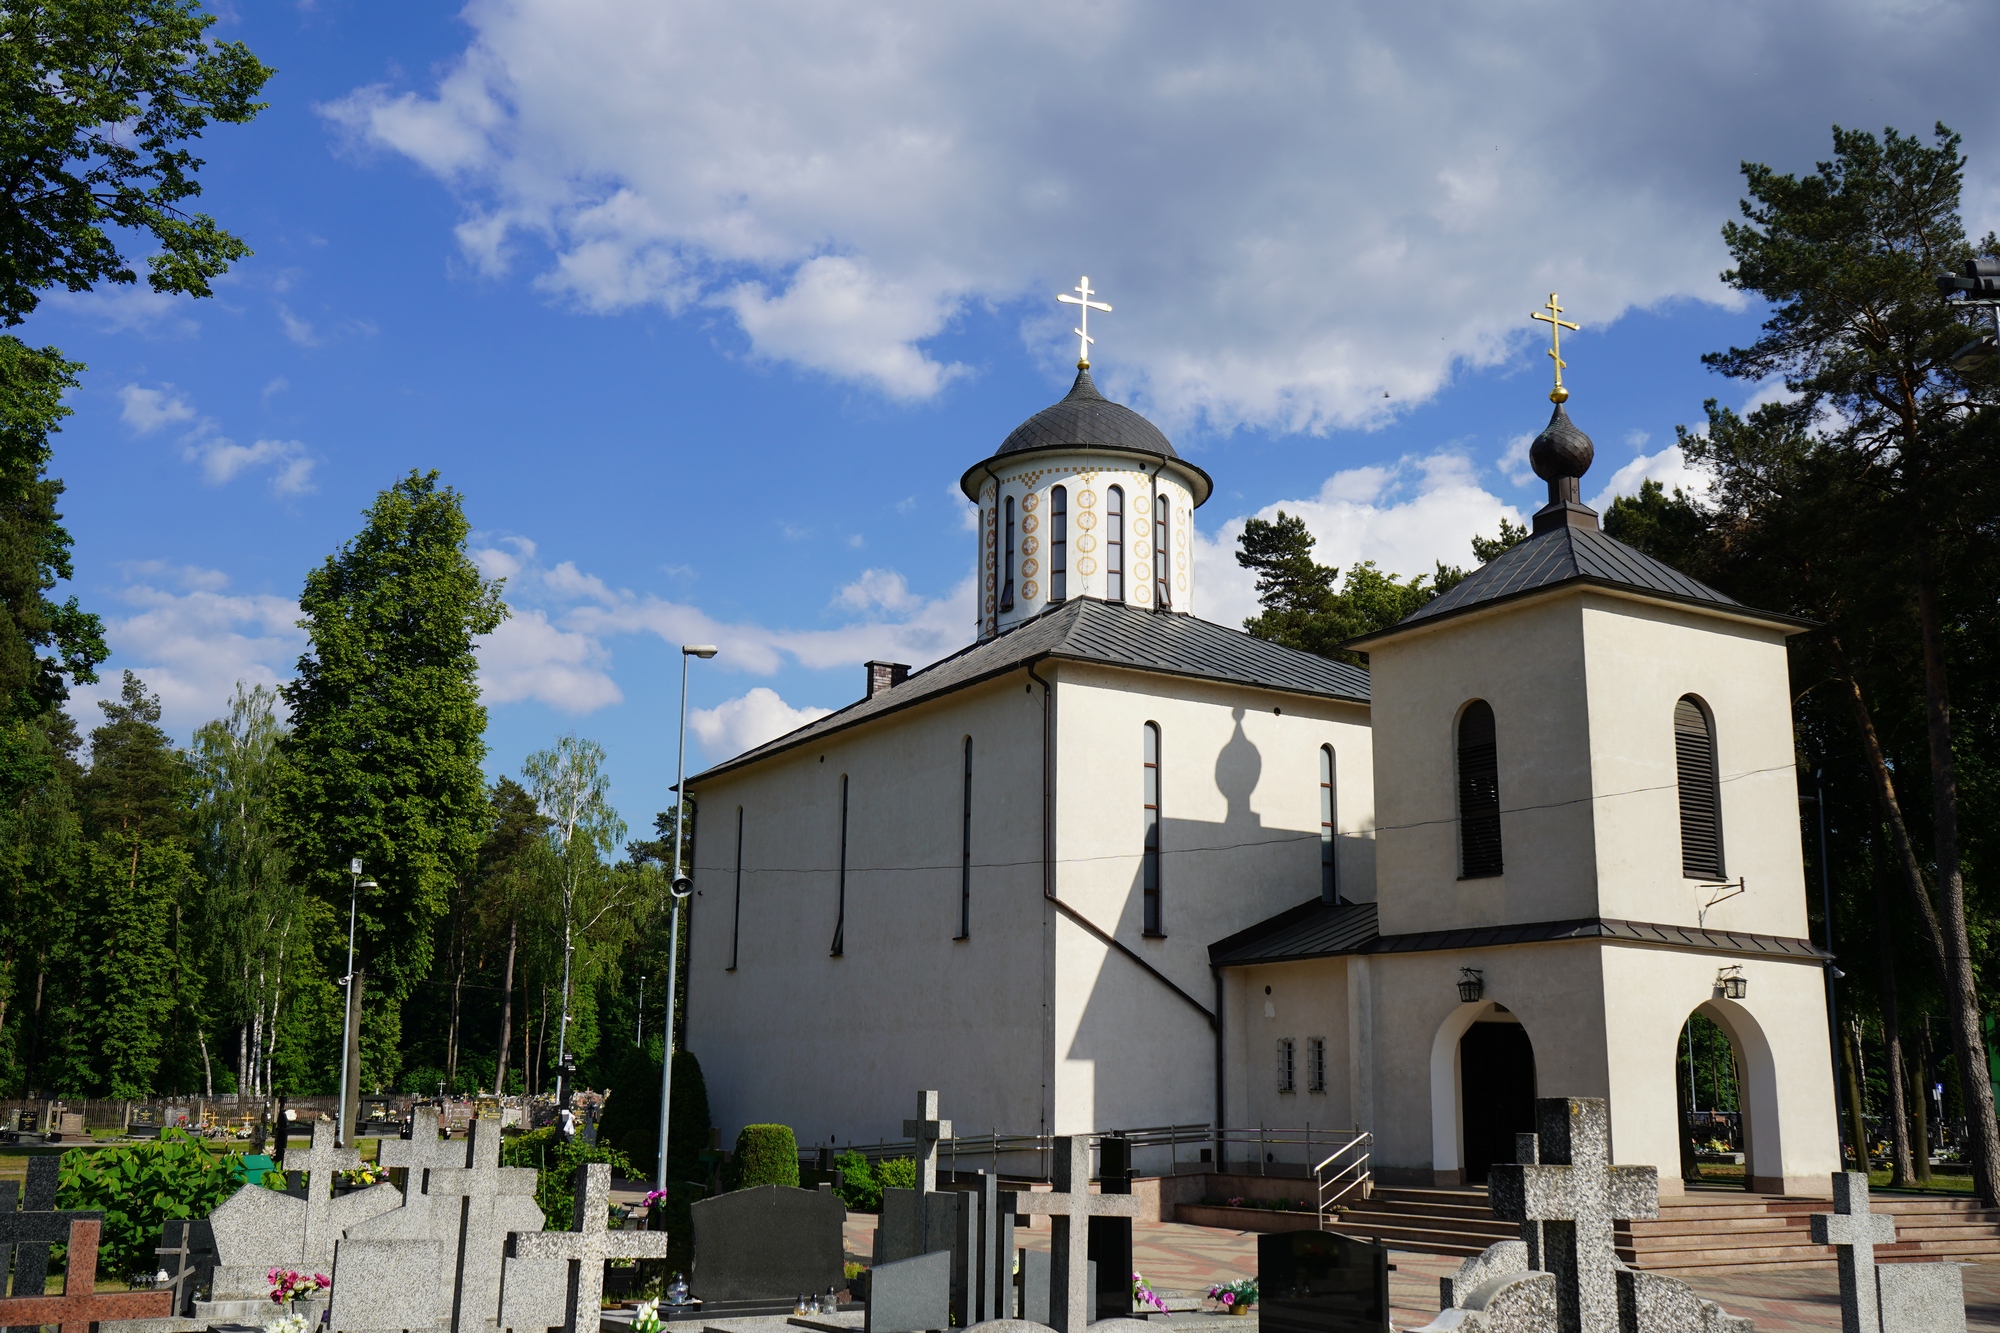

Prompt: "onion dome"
[1528,403,1599,534]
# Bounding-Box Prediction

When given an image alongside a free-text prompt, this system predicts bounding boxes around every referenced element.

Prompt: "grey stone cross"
[511,1163,667,1332]
[1811,1172,1898,1333]
[1011,1136,1148,1333]
[427,1117,544,1331]
[296,1119,367,1272]
[902,1091,952,1194]
[1489,1097,1658,1333]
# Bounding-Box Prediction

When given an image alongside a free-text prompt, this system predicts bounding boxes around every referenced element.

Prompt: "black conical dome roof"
[996,367,1180,460]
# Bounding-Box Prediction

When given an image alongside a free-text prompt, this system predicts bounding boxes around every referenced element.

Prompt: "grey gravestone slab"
[207,1121,403,1297]
[427,1117,545,1333]
[1439,1241,1528,1310]
[865,1250,950,1333]
[330,1237,449,1332]
[902,1092,951,1196]
[338,1108,466,1327]
[958,1173,1012,1324]
[1877,1262,1966,1333]
[962,1322,1052,1333]
[1011,1137,1145,1333]
[497,1248,568,1333]
[1017,1251,1092,1328]
[1256,1229,1389,1333]
[691,1184,844,1302]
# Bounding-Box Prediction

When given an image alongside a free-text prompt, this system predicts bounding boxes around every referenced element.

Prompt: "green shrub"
[596,1040,712,1183]
[500,1126,639,1230]
[833,1149,879,1211]
[729,1124,799,1189]
[875,1156,916,1192]
[57,1130,247,1276]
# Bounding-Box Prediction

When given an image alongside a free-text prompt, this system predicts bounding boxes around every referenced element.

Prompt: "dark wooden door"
[1459,1021,1536,1184]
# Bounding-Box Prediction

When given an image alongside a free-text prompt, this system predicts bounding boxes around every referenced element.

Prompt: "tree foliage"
[0,0,274,325]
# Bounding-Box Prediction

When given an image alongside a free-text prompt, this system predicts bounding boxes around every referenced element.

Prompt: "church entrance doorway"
[1677,1008,1750,1190]
[1459,1017,1536,1185]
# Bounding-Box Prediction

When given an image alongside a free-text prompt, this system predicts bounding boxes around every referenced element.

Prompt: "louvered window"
[1457,700,1503,878]
[1676,696,1722,879]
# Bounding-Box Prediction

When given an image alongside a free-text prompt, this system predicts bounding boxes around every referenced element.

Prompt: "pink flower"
[1221,1293,1234,1306]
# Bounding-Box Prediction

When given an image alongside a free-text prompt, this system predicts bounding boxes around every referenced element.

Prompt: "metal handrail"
[809,1122,1372,1185]
[1315,1132,1373,1218]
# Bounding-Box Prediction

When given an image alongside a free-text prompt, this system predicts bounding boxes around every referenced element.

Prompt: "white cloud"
[187,436,318,494]
[1589,443,1713,513]
[319,1,2000,428]
[1193,452,1523,629]
[119,384,196,434]
[475,608,624,711]
[466,535,978,715]
[689,687,835,758]
[277,304,319,346]
[44,285,200,336]
[71,565,305,736]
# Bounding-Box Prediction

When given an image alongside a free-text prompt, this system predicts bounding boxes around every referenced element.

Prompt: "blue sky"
[25,1,2000,843]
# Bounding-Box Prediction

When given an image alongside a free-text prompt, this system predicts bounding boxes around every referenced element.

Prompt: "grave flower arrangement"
[263,1316,312,1333]
[267,1268,330,1305]
[1132,1272,1170,1316]
[631,1297,663,1333]
[1208,1278,1257,1312]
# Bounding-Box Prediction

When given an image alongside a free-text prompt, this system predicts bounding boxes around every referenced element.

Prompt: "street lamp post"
[657,644,716,1193]
[637,975,646,1047]
[337,860,377,1147]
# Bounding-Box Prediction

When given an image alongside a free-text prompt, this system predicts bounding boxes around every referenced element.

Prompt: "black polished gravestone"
[1257,1230,1393,1333]
[690,1183,846,1304]
[1087,1133,1135,1322]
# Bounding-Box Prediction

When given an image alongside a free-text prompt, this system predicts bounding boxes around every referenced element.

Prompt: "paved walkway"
[844,1212,2000,1331]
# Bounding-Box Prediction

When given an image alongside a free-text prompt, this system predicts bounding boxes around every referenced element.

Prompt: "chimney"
[865,661,911,699]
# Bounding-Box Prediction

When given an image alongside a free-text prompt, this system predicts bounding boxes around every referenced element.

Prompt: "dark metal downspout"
[1028,660,1053,1147]
[1027,661,1054,899]
[1213,966,1226,1169]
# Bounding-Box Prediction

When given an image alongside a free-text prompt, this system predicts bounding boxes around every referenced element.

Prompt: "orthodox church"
[681,291,1838,1196]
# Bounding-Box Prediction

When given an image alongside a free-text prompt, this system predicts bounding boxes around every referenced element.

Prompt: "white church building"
[680,340,1840,1197]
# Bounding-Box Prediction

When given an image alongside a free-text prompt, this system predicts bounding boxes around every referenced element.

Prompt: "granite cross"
[1489,1097,1658,1333]
[511,1163,668,1332]
[1811,1172,1899,1333]
[902,1091,952,1194]
[426,1116,544,1331]
[0,1159,104,1321]
[0,1218,171,1330]
[1011,1136,1148,1333]
[341,1106,472,1322]
[296,1119,367,1271]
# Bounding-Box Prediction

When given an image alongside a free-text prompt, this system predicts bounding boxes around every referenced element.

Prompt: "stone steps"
[1179,1183,2000,1274]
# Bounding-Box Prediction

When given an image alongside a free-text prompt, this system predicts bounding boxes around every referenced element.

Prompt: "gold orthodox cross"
[1531,293,1579,403]
[1058,276,1111,368]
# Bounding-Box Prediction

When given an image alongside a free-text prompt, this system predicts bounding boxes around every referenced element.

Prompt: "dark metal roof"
[687,599,1371,785]
[959,368,1214,505]
[1207,897,1828,967]
[1001,366,1178,460]
[1348,522,1812,646]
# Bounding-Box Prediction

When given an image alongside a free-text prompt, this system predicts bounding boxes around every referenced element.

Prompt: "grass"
[1868,1167,1977,1195]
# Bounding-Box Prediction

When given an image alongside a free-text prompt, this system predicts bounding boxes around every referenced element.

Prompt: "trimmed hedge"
[596,1040,712,1183]
[730,1124,799,1188]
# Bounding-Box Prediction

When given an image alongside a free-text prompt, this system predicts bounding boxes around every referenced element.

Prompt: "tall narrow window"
[728,805,744,971]
[1457,701,1503,878]
[1319,745,1338,904]
[830,774,849,956]
[1153,495,1171,609]
[1676,696,1723,879]
[1001,497,1016,610]
[1307,1037,1326,1093]
[1277,1038,1296,1094]
[958,737,973,939]
[1106,486,1125,602]
[1143,722,1163,934]
[1050,486,1068,601]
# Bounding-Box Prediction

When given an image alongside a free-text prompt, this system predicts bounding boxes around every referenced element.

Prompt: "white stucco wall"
[1047,661,1374,1142]
[683,672,1050,1150]
[1367,595,1599,935]
[1578,593,1808,937]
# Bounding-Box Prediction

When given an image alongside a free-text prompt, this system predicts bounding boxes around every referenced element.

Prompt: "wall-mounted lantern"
[1458,968,1485,1003]
[1717,965,1747,1000]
